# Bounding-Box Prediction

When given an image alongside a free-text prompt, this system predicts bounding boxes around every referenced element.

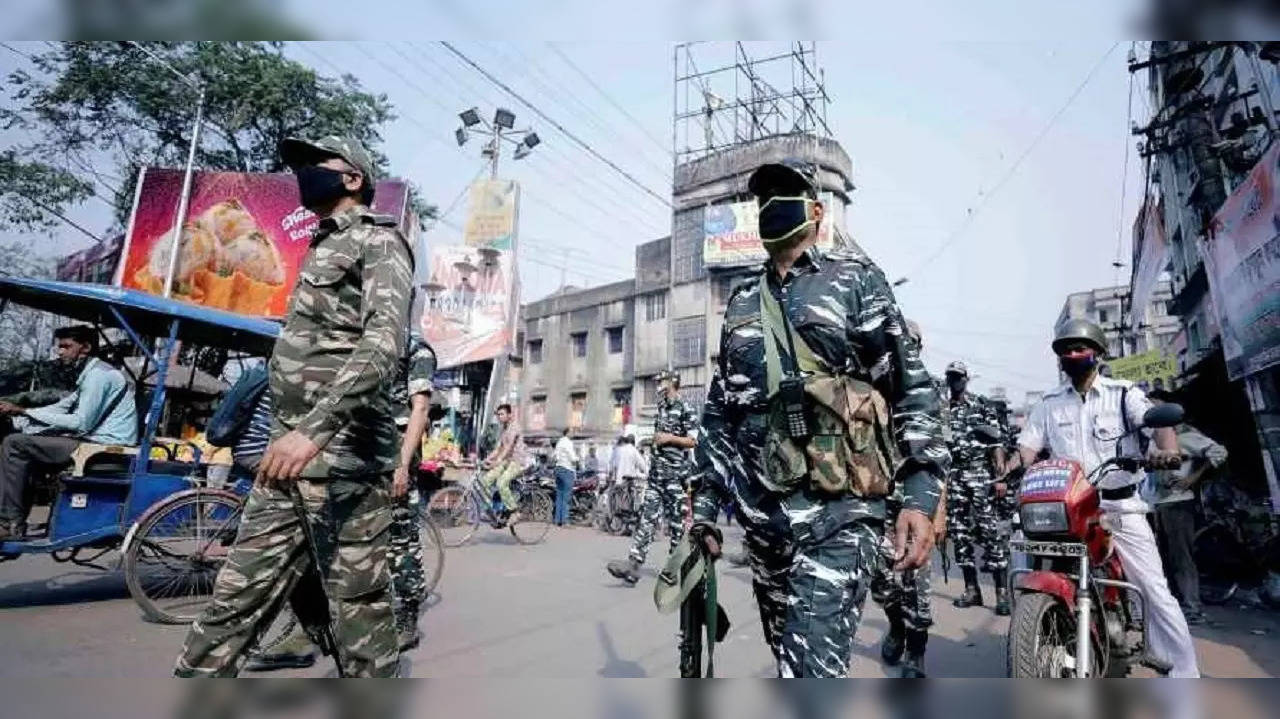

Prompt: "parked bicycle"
[598,475,643,536]
[426,467,554,547]
[1194,484,1279,607]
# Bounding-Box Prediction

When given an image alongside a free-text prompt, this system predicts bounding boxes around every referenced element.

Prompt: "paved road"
[0,524,1276,677]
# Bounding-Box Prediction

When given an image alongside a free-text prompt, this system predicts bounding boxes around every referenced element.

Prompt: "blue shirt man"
[0,326,137,539]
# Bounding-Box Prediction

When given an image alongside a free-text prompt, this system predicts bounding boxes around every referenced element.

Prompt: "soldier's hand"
[0,401,22,416]
[893,509,935,571]
[258,430,320,485]
[993,481,1007,498]
[392,465,411,498]
[690,522,722,559]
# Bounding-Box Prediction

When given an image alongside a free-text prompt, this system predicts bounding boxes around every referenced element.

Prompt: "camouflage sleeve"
[853,263,949,517]
[295,228,413,447]
[690,363,734,524]
[407,344,437,398]
[681,399,700,438]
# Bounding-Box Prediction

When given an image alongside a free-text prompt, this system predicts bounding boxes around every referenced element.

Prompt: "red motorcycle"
[1003,402,1184,678]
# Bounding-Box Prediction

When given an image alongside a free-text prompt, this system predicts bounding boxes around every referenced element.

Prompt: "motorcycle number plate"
[1009,539,1086,557]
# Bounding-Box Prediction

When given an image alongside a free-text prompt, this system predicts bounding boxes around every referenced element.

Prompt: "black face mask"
[946,376,966,395]
[296,165,351,211]
[757,196,814,245]
[1059,353,1099,380]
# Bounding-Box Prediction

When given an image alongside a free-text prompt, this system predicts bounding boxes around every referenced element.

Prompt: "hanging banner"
[1108,350,1179,391]
[421,245,515,369]
[703,193,836,267]
[463,179,520,250]
[1130,195,1169,334]
[118,167,409,317]
[1203,141,1280,380]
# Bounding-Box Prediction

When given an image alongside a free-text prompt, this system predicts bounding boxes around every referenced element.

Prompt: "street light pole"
[162,84,205,298]
[123,42,206,300]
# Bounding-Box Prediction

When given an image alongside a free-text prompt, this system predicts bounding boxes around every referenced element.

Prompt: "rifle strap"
[704,558,717,678]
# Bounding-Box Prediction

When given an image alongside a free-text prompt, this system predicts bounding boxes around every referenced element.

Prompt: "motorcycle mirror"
[972,425,1003,444]
[1142,402,1184,429]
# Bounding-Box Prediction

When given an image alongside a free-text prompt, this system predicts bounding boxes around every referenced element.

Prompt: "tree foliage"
[2,41,437,232]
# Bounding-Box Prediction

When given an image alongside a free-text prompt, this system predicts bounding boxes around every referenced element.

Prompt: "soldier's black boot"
[880,615,906,666]
[606,558,641,585]
[899,629,928,678]
[952,567,984,608]
[992,569,1011,616]
[397,600,421,651]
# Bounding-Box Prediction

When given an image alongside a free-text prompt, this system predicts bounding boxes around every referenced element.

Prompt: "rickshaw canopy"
[0,277,280,356]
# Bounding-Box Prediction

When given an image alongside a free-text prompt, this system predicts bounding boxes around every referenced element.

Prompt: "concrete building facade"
[1056,281,1179,358]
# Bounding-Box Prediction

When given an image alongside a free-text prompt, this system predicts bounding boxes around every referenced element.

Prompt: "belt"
[1099,485,1138,501]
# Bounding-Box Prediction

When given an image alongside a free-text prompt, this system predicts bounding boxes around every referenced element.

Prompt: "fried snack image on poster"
[133,200,286,315]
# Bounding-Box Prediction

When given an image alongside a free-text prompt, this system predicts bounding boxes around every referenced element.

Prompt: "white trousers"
[1104,510,1200,678]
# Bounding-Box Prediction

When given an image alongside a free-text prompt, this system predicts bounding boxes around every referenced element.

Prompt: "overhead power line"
[1112,45,1137,287]
[546,43,673,159]
[439,41,673,208]
[896,41,1122,284]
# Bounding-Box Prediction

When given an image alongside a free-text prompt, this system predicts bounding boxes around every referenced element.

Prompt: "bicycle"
[426,466,554,547]
[1193,487,1279,607]
[599,475,644,536]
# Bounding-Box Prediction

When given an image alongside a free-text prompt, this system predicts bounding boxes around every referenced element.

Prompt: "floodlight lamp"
[494,107,516,129]
[459,107,482,127]
[522,131,541,149]
[455,127,468,146]
[514,145,530,160]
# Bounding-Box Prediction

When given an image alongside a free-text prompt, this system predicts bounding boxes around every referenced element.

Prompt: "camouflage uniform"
[691,244,948,678]
[388,338,437,636]
[175,137,412,678]
[628,393,698,565]
[946,391,1008,573]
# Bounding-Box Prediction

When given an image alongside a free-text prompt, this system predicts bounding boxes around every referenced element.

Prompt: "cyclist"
[479,403,527,526]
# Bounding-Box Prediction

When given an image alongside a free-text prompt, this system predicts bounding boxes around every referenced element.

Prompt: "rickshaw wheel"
[124,489,243,625]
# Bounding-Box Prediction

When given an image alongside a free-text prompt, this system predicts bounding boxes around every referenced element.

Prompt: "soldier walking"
[174,136,412,677]
[943,361,1012,615]
[688,160,948,678]
[606,370,698,585]
[870,320,948,678]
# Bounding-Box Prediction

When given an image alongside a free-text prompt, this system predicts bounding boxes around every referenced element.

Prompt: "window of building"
[528,396,547,431]
[527,339,543,364]
[713,274,736,305]
[571,331,588,358]
[672,207,706,283]
[606,326,624,354]
[672,316,706,367]
[641,377,659,406]
[1098,309,1109,325]
[611,388,632,427]
[568,392,586,429]
[644,292,667,322]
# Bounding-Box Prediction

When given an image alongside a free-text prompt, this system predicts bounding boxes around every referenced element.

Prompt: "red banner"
[118,167,408,317]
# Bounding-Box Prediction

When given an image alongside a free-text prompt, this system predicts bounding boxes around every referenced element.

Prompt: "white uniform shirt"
[1018,375,1152,514]
[553,436,578,470]
[614,444,650,480]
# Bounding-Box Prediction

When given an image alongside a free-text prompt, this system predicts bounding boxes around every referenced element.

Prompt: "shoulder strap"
[758,274,828,396]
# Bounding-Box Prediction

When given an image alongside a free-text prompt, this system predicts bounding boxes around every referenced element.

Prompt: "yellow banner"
[1108,350,1178,387]
[463,179,519,250]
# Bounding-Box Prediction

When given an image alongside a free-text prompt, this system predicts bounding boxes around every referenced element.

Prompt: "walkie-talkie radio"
[778,376,812,440]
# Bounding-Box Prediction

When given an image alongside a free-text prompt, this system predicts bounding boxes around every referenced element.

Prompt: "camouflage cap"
[655,368,681,385]
[280,135,377,185]
[747,158,818,199]
[945,360,969,377]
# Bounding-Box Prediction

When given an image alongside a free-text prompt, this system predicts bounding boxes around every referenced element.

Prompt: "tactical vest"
[758,274,898,497]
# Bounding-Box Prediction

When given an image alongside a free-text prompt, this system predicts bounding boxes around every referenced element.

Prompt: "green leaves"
[5,41,397,233]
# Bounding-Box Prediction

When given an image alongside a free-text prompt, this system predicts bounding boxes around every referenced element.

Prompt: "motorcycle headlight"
[1020,502,1068,535]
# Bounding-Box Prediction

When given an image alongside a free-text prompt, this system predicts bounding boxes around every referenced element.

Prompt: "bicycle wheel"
[510,489,553,545]
[427,485,480,548]
[124,490,243,624]
[415,502,446,594]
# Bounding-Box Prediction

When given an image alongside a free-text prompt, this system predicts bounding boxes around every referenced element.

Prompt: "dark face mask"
[757,196,814,246]
[1059,351,1099,380]
[296,165,351,211]
[946,376,966,395]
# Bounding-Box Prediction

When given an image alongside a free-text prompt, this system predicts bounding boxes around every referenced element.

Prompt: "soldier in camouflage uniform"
[688,160,949,678]
[175,136,410,678]
[606,369,698,585]
[943,360,1012,615]
[387,334,437,650]
[870,320,947,678]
